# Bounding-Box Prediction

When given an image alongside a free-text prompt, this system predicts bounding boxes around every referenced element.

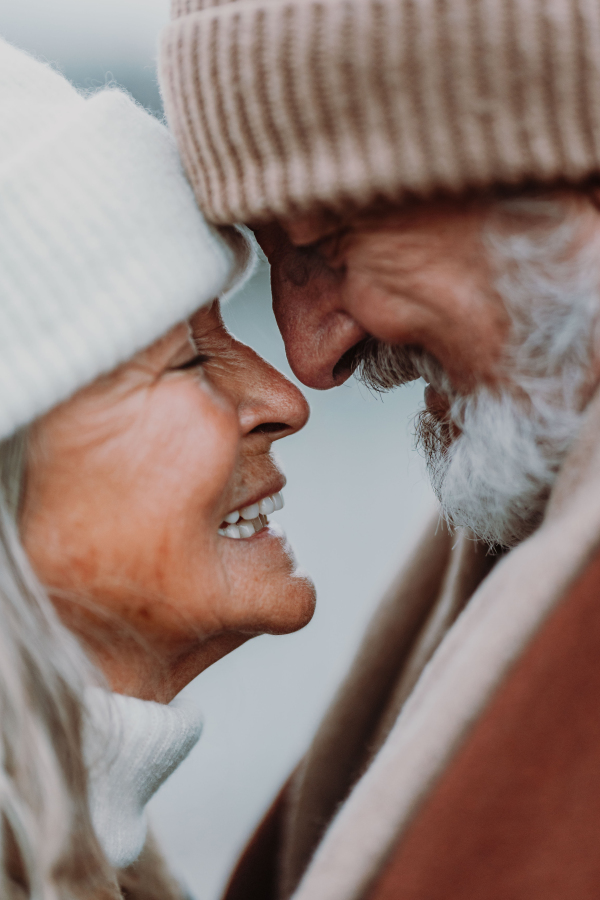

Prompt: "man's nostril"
[332,339,368,382]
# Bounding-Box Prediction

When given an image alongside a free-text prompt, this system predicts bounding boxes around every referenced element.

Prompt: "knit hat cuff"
[161,0,600,225]
[0,87,251,440]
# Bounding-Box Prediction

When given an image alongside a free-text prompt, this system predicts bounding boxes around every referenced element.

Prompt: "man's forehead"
[257,195,490,250]
[249,213,345,258]
[279,209,346,246]
[276,200,411,245]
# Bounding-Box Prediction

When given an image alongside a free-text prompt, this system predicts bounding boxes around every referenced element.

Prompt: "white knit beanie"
[0,37,252,442]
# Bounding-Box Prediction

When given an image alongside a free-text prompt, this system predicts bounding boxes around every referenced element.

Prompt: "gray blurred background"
[1,4,434,897]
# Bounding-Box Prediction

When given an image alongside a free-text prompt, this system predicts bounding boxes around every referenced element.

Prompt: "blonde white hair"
[0,432,115,899]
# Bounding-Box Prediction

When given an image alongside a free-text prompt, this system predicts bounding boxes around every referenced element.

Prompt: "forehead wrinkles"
[189,306,231,352]
[190,318,225,347]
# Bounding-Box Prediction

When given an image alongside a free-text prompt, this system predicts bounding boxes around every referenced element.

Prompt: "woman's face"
[21,302,315,702]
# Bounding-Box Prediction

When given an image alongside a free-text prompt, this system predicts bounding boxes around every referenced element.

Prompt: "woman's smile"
[23,302,316,702]
[219,489,285,538]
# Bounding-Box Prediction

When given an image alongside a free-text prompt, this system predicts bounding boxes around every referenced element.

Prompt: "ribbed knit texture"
[160,0,600,225]
[0,38,252,441]
[84,688,202,870]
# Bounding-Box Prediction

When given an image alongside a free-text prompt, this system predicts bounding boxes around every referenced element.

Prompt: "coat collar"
[290,386,600,900]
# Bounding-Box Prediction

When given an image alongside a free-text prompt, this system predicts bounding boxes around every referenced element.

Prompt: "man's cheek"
[343,276,409,344]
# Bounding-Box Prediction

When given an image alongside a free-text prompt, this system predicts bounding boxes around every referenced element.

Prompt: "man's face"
[256,199,512,395]
[256,193,600,548]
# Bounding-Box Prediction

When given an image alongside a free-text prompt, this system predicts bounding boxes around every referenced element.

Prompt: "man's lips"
[424,384,463,441]
[424,383,450,418]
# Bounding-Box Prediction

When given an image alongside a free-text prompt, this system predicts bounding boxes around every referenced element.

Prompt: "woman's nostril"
[250,422,289,435]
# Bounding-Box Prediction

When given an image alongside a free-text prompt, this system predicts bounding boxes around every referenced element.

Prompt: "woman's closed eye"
[173,353,211,371]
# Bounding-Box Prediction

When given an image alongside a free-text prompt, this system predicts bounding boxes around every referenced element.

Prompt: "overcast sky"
[2,0,169,61]
[1,1,170,110]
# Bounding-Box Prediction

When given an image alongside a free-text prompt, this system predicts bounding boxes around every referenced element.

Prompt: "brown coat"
[224,387,600,900]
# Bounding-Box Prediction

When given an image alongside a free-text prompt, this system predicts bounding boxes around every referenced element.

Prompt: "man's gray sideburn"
[354,196,600,549]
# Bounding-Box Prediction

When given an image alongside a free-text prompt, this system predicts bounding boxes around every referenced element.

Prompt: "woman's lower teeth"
[218,492,284,539]
[219,514,268,539]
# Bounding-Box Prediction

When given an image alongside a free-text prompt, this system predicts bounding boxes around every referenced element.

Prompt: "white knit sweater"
[84,688,202,870]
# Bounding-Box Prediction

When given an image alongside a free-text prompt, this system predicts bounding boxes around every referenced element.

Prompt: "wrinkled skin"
[255,192,600,396]
[22,302,315,703]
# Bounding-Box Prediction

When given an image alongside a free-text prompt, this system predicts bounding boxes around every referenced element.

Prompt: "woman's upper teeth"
[218,492,284,539]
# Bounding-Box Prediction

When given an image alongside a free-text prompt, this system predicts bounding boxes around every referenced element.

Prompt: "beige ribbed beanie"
[160,0,600,226]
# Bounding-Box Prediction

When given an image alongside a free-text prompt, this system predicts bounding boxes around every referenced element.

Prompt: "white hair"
[424,197,600,547]
[0,432,114,899]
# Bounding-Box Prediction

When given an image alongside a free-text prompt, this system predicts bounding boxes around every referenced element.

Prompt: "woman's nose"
[237,347,310,441]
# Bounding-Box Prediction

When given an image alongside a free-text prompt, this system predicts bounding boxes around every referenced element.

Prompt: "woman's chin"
[220,524,316,634]
[264,570,316,635]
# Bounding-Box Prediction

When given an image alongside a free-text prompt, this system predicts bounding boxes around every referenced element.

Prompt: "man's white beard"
[357,198,600,549]
[415,371,581,548]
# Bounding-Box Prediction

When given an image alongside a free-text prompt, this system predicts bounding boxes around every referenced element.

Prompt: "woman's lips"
[218,491,284,540]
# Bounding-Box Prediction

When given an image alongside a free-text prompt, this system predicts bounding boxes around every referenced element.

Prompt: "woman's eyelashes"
[173,353,211,371]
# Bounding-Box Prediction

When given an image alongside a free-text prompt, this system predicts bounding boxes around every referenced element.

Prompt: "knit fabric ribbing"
[84,688,202,870]
[0,38,252,441]
[160,0,600,225]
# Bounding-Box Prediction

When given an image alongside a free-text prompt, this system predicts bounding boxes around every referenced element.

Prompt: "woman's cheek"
[170,380,241,520]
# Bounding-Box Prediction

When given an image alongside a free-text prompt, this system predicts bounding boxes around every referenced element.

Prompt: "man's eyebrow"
[316,228,350,257]
[280,243,333,287]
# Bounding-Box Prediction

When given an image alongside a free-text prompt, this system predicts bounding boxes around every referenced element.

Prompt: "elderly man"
[161,2,600,898]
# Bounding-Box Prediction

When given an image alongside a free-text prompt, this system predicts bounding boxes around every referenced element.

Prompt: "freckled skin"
[255,192,600,395]
[22,303,315,703]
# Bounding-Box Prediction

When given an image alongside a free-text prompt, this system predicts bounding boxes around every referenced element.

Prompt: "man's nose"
[270,255,367,391]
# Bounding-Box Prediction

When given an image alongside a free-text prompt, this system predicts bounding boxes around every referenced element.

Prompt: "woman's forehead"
[189,301,224,338]
[190,300,221,326]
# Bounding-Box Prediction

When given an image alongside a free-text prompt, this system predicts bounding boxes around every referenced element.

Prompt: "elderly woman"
[0,39,315,900]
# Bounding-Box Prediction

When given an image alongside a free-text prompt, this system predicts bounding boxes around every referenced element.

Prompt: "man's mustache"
[351,337,426,392]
